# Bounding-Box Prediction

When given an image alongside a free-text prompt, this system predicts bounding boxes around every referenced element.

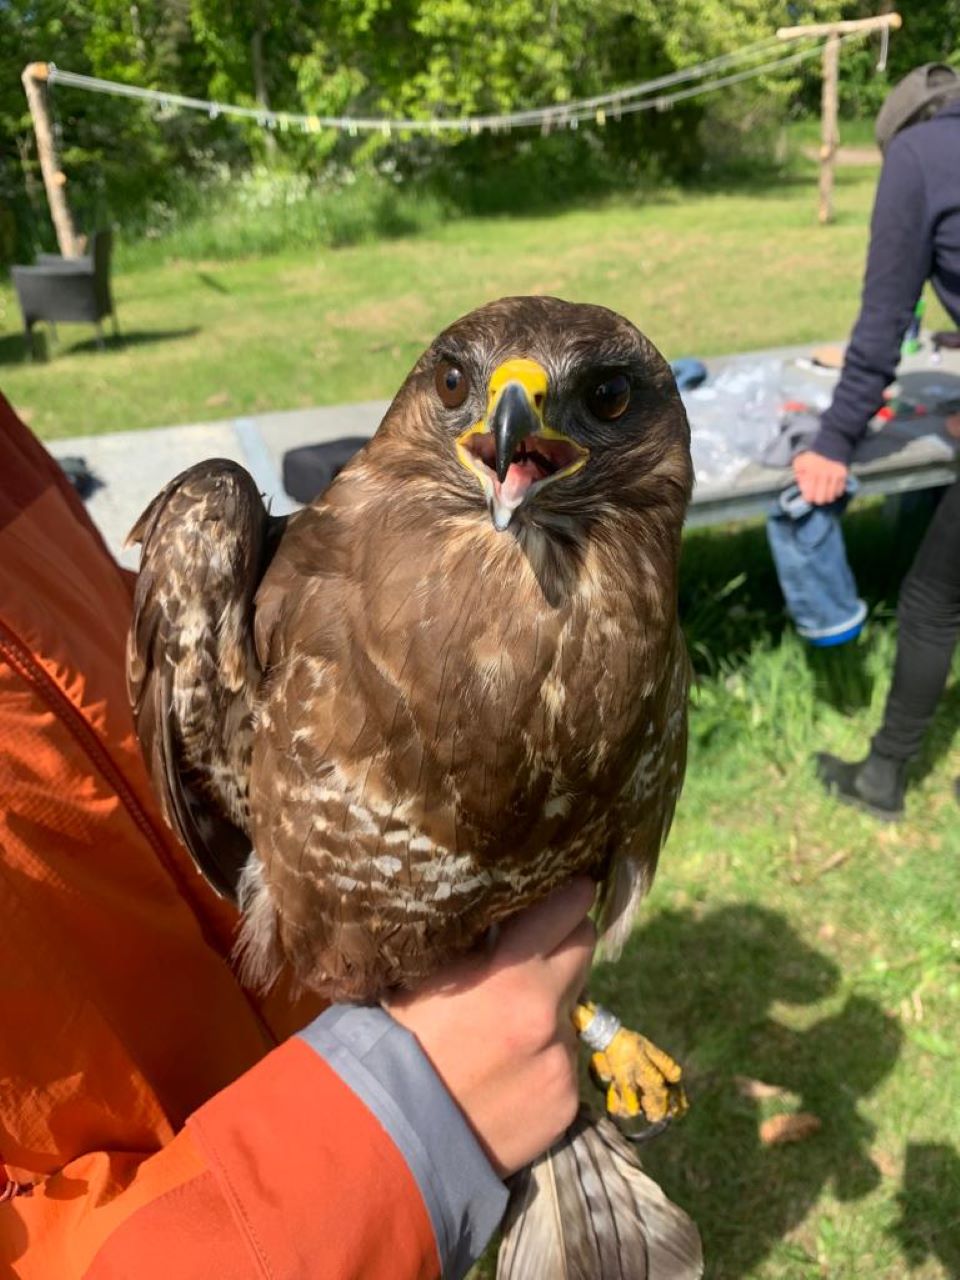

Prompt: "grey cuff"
[300,1004,508,1280]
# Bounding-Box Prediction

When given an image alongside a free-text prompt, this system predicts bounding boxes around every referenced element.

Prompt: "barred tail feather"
[497,1108,702,1280]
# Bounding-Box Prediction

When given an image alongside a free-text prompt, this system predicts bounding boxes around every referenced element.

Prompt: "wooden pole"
[21,62,81,257]
[777,14,902,226]
[777,13,901,39]
[819,33,840,225]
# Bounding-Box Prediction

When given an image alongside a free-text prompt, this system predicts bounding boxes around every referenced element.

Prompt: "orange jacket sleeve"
[0,395,507,1279]
[5,1037,441,1280]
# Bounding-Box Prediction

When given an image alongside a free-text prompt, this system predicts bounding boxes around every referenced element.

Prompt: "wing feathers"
[126,459,280,901]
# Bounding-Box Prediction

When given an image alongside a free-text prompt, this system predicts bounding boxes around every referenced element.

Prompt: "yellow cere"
[486,357,549,411]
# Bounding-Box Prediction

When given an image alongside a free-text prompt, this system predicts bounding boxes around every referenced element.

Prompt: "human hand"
[792,451,849,505]
[945,412,960,441]
[386,878,596,1177]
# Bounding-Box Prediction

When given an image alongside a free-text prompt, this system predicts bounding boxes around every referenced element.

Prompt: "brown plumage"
[128,295,699,1278]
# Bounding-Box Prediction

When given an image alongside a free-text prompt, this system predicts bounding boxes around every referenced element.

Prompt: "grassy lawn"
[4,155,958,1277]
[4,157,948,440]
[603,502,960,1280]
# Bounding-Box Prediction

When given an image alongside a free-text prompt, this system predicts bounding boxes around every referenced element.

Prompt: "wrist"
[302,1004,508,1278]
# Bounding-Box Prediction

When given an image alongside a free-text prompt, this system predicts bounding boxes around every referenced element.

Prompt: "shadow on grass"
[196,271,230,294]
[426,162,830,231]
[592,904,903,1277]
[804,643,875,714]
[0,326,201,365]
[891,1143,960,1278]
[67,327,200,357]
[0,331,36,365]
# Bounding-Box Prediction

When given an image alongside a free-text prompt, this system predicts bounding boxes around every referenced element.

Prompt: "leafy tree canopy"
[0,1,955,260]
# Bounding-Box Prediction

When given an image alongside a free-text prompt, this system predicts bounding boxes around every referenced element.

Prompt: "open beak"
[456,358,588,532]
[491,382,539,483]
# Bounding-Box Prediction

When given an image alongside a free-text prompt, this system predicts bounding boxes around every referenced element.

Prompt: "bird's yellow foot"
[573,1001,688,1124]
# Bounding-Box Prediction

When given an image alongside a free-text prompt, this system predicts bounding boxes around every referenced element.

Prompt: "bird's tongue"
[495,458,542,508]
[490,458,543,532]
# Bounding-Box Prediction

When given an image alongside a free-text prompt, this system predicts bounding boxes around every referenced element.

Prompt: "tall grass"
[118,168,449,270]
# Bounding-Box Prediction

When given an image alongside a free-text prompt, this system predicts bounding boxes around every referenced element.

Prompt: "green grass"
[6,153,950,441]
[4,148,959,1277]
[621,500,960,1279]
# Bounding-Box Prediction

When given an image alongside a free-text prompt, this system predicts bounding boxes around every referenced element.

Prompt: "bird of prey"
[128,295,700,1278]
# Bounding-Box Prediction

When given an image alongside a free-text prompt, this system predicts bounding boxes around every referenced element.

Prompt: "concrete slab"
[240,400,390,463]
[49,422,247,569]
[48,400,390,567]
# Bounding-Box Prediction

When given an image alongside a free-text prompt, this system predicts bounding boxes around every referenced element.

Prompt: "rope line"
[544,35,867,128]
[45,29,868,136]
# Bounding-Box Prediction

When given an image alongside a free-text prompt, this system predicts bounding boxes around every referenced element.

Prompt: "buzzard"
[128,296,700,1277]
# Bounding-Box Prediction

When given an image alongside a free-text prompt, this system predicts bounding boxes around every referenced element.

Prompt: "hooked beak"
[491,382,540,482]
[455,357,588,532]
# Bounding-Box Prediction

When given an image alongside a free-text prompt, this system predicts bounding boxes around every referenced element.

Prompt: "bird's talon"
[574,1001,688,1125]
[606,1081,641,1119]
[622,1116,673,1144]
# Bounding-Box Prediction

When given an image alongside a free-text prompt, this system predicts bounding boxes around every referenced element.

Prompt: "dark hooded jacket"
[814,100,960,464]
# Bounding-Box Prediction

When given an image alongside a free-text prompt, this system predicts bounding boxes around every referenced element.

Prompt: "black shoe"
[815,750,907,821]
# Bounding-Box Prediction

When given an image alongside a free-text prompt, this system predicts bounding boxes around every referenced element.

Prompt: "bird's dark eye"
[435,361,470,409]
[587,374,631,421]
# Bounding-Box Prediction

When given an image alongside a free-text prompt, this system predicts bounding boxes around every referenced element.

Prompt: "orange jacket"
[0,398,505,1279]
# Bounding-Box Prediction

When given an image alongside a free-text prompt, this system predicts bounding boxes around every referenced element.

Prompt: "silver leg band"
[579,1004,622,1053]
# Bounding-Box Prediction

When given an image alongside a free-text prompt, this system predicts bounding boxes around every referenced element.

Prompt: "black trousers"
[873,478,960,761]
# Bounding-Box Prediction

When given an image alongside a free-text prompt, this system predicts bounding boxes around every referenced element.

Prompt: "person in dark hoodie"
[796,64,960,819]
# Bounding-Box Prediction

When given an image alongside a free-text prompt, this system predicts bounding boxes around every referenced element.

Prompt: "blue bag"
[670,357,708,391]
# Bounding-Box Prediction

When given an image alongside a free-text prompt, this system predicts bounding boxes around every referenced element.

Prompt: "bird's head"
[378,296,692,537]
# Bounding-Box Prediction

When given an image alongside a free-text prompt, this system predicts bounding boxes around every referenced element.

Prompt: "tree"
[3,0,958,264]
